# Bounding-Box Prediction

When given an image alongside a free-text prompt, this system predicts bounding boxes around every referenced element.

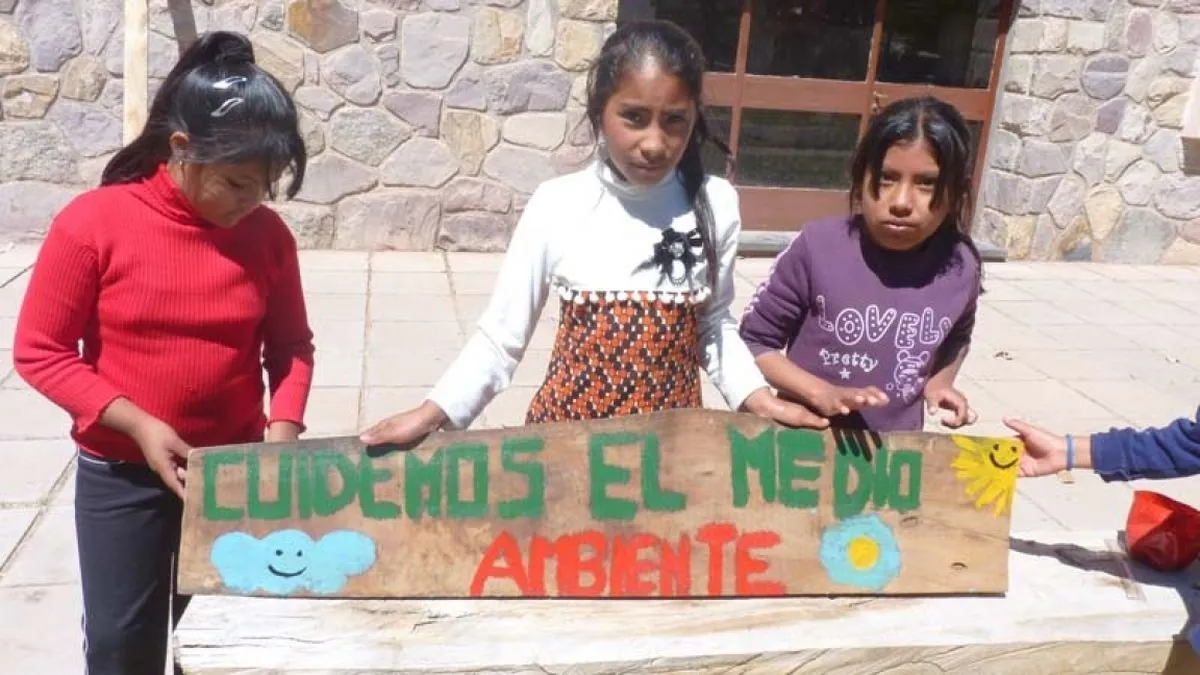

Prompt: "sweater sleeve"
[425,186,555,429]
[1090,407,1200,481]
[261,216,315,430]
[737,230,811,356]
[12,201,124,433]
[698,182,769,411]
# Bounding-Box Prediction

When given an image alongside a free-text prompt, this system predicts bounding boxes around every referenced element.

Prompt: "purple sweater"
[739,216,981,432]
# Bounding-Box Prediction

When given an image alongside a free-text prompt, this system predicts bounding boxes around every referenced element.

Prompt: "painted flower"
[819,513,901,592]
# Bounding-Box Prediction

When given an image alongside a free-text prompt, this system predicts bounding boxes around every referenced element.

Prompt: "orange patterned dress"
[525,288,705,424]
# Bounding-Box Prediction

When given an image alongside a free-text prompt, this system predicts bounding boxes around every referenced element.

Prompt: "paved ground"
[0,242,1198,672]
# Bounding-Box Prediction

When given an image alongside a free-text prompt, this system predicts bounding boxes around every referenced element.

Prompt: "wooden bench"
[174,529,1200,674]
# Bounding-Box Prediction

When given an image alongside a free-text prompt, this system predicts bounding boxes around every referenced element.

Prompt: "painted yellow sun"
[847,536,881,571]
[950,435,1024,516]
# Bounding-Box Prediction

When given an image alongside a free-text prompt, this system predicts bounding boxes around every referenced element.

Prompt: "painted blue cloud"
[210,529,377,595]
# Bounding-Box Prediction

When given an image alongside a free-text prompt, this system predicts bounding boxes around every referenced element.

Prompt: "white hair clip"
[211,98,245,118]
[212,75,247,91]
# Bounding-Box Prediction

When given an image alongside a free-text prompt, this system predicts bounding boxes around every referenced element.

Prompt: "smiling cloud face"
[210,529,377,595]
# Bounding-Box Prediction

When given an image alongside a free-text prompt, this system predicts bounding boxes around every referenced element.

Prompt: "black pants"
[75,451,191,675]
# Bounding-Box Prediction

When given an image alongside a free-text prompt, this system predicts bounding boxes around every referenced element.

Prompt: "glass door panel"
[745,0,877,80]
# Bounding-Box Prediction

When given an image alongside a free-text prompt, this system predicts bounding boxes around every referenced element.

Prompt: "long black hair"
[849,96,982,270]
[102,31,306,199]
[585,20,730,289]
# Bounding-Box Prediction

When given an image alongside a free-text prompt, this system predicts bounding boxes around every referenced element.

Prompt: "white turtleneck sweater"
[425,159,768,429]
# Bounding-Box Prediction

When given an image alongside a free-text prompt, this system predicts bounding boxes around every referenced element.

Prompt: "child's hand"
[809,383,889,417]
[1003,417,1073,477]
[924,385,977,428]
[741,387,830,430]
[359,401,447,447]
[266,421,302,443]
[131,417,192,499]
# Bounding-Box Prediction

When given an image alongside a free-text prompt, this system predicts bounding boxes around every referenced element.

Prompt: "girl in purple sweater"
[739,97,983,432]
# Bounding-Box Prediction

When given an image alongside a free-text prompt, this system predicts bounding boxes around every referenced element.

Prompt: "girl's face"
[859,138,950,252]
[600,60,697,187]
[169,133,271,228]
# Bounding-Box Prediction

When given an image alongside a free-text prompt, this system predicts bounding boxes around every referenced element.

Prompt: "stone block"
[1030,55,1081,98]
[1126,9,1152,57]
[1080,53,1129,99]
[1017,138,1068,177]
[1096,206,1177,263]
[295,85,343,121]
[383,91,442,136]
[0,16,29,75]
[525,0,555,57]
[442,109,500,174]
[1047,173,1086,227]
[437,212,514,251]
[334,190,441,250]
[1072,133,1107,186]
[1008,19,1043,53]
[0,182,77,242]
[323,44,381,105]
[1104,139,1141,180]
[59,55,104,101]
[1084,185,1123,241]
[1,74,57,119]
[1125,54,1161,103]
[1095,97,1125,134]
[272,202,335,249]
[362,9,397,41]
[554,19,602,71]
[473,8,524,65]
[1116,159,1160,205]
[46,100,121,158]
[1154,11,1181,53]
[381,138,459,188]
[331,107,411,167]
[376,43,400,88]
[295,154,378,205]
[446,67,488,111]
[287,0,358,53]
[299,109,324,154]
[484,61,573,114]
[17,0,81,72]
[483,144,558,193]
[1154,175,1200,220]
[1002,54,1033,94]
[252,32,305,93]
[1160,238,1200,264]
[442,177,513,213]
[402,12,470,89]
[1116,103,1152,143]
[1066,21,1104,53]
[1145,128,1181,172]
[502,112,567,150]
[1047,94,1095,142]
[558,0,617,21]
[80,0,119,56]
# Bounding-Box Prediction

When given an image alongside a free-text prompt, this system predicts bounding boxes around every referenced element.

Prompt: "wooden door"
[620,0,1014,232]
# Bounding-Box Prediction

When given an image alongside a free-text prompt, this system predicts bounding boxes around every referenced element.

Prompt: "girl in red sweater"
[12,32,314,675]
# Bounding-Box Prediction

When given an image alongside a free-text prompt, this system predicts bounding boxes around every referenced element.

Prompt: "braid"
[678,110,730,290]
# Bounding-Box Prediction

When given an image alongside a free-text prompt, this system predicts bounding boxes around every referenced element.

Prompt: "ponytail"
[101,31,305,198]
[678,110,728,291]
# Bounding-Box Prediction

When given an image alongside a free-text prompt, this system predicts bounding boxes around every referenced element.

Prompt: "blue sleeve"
[1090,407,1200,481]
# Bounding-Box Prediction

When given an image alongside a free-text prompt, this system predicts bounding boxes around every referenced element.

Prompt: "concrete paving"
[1,243,1198,671]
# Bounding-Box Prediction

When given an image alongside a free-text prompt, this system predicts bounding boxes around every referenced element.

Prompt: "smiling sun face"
[950,435,1024,517]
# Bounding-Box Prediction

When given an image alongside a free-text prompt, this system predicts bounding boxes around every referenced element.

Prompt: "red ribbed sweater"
[13,164,315,464]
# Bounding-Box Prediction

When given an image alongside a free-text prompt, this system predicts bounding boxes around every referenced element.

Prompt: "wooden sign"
[176,409,1023,599]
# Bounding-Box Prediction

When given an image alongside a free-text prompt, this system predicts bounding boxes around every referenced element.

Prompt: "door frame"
[699,0,1015,232]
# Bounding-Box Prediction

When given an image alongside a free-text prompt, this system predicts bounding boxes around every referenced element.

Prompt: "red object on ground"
[1125,490,1200,573]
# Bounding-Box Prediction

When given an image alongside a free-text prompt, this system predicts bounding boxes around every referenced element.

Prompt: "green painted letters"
[777,429,823,509]
[641,433,685,512]
[833,446,872,520]
[296,451,313,519]
[498,437,545,520]
[589,432,637,521]
[312,451,357,517]
[247,451,292,520]
[202,451,244,521]
[405,449,444,522]
[357,453,401,520]
[887,449,923,512]
[447,443,489,519]
[730,428,776,507]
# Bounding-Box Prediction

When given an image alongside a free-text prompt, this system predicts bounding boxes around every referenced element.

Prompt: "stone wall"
[0,0,613,250]
[976,0,1200,263]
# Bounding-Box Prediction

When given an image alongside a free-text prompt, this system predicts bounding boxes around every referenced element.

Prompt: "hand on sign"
[266,421,302,443]
[808,382,889,418]
[359,401,448,448]
[132,417,192,499]
[740,387,830,430]
[924,386,977,429]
